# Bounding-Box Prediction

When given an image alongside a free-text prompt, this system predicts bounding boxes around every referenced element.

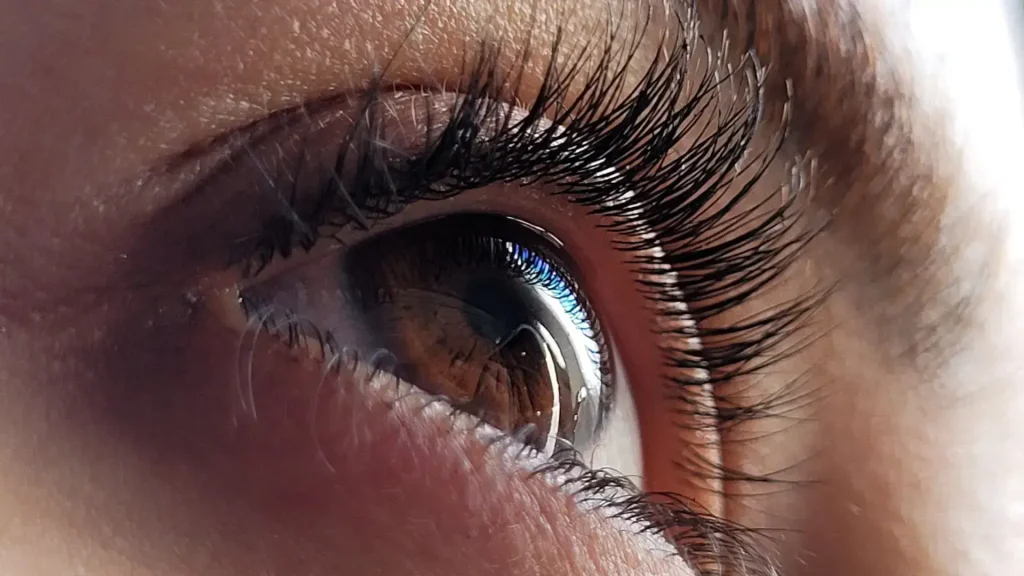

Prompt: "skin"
[0,0,1022,574]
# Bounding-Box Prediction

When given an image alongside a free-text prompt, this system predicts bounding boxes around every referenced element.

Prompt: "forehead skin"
[0,0,1023,575]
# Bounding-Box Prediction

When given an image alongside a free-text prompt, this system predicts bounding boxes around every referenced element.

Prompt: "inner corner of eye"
[217,212,643,478]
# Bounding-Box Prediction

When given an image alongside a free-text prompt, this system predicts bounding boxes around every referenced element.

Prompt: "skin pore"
[1,0,1023,575]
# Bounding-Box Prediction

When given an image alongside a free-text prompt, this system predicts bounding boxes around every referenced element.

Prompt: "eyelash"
[228,9,814,575]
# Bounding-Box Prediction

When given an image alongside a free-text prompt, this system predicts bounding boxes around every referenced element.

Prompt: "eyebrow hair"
[702,0,988,368]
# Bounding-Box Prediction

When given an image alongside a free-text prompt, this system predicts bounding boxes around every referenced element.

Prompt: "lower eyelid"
[204,301,701,567]
[199,287,781,576]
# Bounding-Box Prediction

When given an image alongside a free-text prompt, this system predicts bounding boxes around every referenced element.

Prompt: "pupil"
[461,276,533,343]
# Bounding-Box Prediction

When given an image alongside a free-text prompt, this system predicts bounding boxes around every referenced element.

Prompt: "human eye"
[156,6,807,570]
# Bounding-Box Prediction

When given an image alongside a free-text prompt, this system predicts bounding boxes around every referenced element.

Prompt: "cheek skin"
[0,293,693,576]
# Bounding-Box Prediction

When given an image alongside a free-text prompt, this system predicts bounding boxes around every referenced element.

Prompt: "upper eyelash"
[228,2,819,571]
[242,16,815,464]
